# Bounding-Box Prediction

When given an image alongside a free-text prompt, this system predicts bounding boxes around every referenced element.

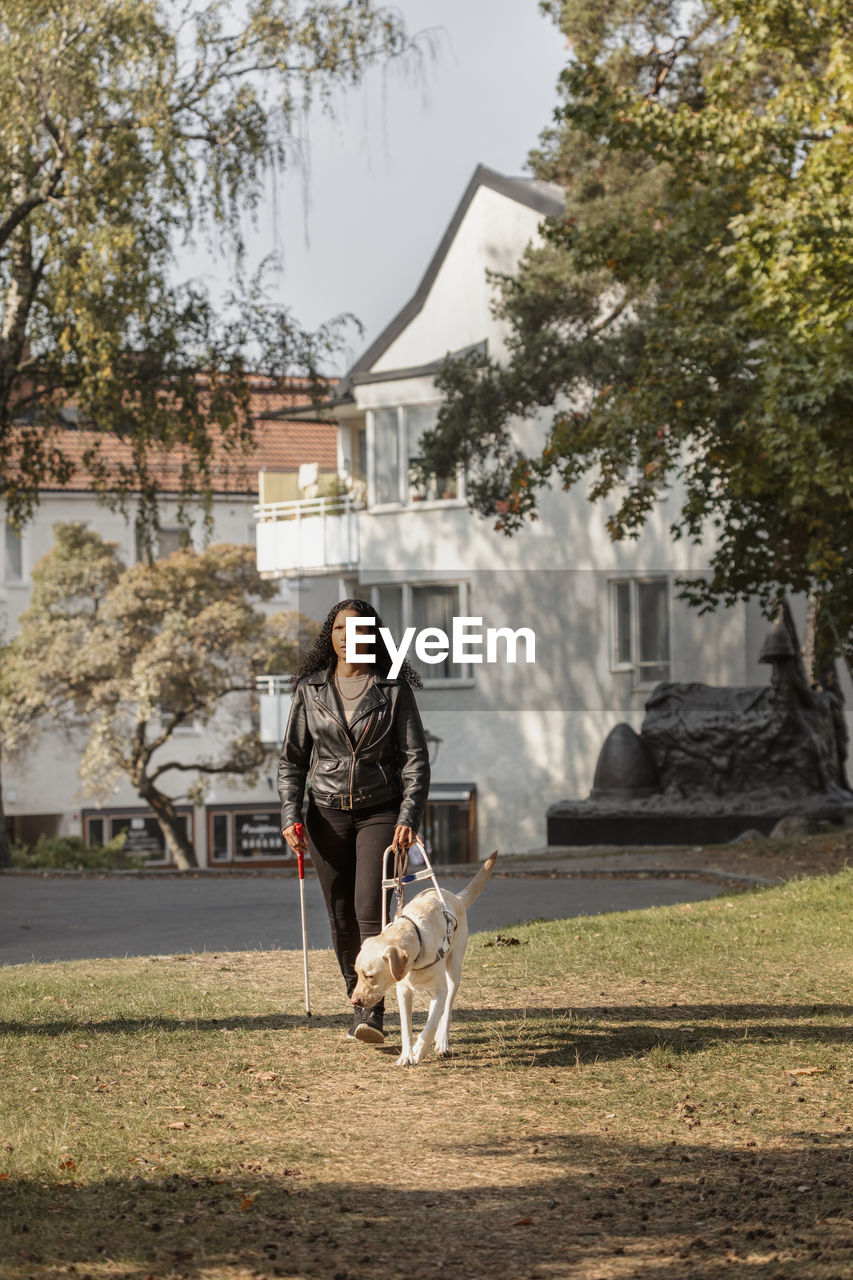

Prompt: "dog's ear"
[383,944,409,982]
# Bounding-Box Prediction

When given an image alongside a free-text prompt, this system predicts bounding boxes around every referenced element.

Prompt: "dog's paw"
[395,1050,417,1067]
[410,1039,426,1064]
[434,1034,450,1057]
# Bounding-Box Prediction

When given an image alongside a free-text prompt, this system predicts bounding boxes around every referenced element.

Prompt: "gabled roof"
[338,165,564,393]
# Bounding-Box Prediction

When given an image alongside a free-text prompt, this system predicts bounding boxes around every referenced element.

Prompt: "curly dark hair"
[290,598,423,687]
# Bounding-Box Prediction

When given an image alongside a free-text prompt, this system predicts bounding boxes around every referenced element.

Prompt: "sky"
[179,0,568,373]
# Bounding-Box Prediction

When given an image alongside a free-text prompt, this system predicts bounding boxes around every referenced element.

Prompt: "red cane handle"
[294,823,305,879]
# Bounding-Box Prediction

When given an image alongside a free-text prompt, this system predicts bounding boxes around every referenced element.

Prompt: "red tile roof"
[14,380,338,496]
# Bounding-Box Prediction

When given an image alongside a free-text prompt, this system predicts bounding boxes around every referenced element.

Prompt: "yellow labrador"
[351,851,498,1065]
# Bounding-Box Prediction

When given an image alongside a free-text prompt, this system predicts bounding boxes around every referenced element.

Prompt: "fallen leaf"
[240,1195,256,1211]
[513,1217,534,1227]
[59,1160,76,1171]
[254,1072,279,1083]
[167,1121,189,1131]
[785,1067,822,1077]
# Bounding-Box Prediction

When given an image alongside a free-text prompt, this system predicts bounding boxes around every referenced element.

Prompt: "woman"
[278,598,430,1045]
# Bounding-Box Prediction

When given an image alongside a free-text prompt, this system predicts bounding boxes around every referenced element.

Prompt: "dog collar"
[401,909,458,969]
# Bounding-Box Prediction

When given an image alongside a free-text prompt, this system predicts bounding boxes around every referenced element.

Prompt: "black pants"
[305,797,399,1000]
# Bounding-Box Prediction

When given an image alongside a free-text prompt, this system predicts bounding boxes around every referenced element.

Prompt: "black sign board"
[235,812,285,859]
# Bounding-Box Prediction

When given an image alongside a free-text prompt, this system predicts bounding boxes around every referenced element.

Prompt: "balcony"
[257,675,293,745]
[254,495,361,577]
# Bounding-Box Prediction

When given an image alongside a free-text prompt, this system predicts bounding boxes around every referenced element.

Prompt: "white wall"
[372,185,547,373]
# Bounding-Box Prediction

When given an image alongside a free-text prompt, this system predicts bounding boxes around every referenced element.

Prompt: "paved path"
[1,872,731,965]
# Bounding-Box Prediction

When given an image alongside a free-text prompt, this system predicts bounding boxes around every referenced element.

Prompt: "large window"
[207,806,290,862]
[406,406,458,503]
[372,407,400,506]
[83,808,193,865]
[371,581,471,685]
[369,405,462,507]
[611,578,670,685]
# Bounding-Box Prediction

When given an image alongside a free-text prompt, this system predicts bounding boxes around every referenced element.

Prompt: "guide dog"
[351,851,498,1065]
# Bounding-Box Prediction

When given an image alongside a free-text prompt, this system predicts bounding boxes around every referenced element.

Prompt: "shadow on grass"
[3,1003,852,1067]
[0,1011,345,1036]
[448,1003,853,1068]
[3,1137,853,1279]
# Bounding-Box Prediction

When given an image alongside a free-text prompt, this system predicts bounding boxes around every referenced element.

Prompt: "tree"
[1,523,317,869]
[0,0,416,534]
[419,0,853,671]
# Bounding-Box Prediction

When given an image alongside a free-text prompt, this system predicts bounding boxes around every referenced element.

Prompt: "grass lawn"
[2,869,852,1279]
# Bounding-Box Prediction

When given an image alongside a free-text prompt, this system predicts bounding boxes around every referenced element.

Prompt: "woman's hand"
[283,823,307,855]
[393,824,416,852]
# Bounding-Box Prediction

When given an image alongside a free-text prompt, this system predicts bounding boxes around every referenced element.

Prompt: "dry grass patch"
[2,872,853,1278]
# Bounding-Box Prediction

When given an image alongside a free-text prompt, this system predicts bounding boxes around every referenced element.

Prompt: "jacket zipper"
[313,695,353,803]
[348,700,384,805]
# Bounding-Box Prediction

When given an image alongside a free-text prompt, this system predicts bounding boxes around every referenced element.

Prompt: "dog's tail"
[456,850,499,910]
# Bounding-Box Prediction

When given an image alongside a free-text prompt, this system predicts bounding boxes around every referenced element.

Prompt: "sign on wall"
[235,812,285,859]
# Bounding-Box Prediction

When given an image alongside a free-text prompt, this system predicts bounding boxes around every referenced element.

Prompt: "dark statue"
[547,616,853,846]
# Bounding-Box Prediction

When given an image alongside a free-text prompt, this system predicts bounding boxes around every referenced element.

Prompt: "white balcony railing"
[256,675,294,745]
[254,495,361,577]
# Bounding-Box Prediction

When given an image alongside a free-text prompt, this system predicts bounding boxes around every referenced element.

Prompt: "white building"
[1,384,343,865]
[254,165,817,861]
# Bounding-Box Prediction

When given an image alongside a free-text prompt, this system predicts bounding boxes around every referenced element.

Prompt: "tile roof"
[13,380,339,496]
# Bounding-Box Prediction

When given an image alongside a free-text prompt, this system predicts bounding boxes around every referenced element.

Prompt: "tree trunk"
[139,780,198,870]
[0,741,12,868]
[801,591,819,686]
[799,591,850,792]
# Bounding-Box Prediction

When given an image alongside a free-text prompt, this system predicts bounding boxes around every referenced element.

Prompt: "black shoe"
[347,1010,363,1039]
[353,1004,385,1045]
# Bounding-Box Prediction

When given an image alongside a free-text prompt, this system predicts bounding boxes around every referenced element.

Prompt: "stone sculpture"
[547,617,853,846]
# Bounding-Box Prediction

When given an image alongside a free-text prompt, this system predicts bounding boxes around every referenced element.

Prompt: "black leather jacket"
[277,665,430,832]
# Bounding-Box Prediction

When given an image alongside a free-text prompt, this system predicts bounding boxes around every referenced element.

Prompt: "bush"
[11,830,130,870]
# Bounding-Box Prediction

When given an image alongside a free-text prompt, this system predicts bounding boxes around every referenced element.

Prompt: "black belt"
[318,792,375,810]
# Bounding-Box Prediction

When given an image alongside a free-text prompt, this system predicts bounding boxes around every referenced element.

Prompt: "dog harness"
[401,908,458,969]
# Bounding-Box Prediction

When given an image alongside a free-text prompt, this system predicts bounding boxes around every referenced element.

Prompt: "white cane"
[294,823,311,1016]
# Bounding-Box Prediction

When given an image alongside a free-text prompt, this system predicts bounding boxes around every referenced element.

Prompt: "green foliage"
[0,523,318,867]
[11,830,129,870]
[0,0,415,535]
[422,0,853,663]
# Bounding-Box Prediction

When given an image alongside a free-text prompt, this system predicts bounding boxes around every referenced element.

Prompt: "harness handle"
[383,835,426,919]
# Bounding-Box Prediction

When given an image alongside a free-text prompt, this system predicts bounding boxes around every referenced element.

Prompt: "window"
[611,578,670,685]
[407,406,458,503]
[4,522,23,583]
[422,783,477,864]
[370,581,471,685]
[368,405,462,507]
[82,809,193,865]
[211,813,231,862]
[135,525,189,563]
[373,408,400,506]
[207,806,290,861]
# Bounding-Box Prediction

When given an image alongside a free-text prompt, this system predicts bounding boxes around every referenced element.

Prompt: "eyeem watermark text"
[346,616,536,679]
